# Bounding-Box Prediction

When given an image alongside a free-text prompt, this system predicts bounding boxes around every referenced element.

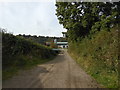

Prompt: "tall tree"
[55,2,120,41]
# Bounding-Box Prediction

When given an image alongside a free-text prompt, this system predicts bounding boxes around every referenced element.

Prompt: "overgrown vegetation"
[68,26,119,88]
[2,30,58,80]
[55,1,119,88]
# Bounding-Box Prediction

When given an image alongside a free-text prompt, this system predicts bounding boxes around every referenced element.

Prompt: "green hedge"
[2,32,57,80]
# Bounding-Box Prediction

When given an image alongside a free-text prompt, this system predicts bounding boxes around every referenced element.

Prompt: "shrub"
[68,26,119,88]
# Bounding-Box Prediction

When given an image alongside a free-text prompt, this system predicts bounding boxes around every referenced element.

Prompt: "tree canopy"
[55,2,120,41]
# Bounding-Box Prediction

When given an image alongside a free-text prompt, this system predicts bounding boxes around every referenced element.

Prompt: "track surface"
[3,50,100,88]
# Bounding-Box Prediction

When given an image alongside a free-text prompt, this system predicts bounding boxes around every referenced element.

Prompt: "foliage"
[55,1,119,88]
[55,2,120,41]
[2,30,58,80]
[68,26,119,88]
[56,2,120,88]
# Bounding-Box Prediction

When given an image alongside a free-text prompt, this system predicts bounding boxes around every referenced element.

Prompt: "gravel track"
[3,50,100,88]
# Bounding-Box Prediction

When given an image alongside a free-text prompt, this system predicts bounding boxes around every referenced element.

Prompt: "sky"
[0,1,67,37]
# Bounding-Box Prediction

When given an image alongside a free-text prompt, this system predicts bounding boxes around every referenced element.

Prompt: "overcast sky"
[0,1,67,37]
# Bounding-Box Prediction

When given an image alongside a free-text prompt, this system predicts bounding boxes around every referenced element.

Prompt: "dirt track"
[3,50,100,88]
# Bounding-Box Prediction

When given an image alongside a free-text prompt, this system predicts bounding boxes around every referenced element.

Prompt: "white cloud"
[0,2,67,37]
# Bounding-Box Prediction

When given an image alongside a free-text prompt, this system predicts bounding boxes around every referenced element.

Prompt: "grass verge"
[68,26,119,88]
[3,55,56,80]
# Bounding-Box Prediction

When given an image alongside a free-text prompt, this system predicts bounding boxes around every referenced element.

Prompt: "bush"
[68,26,119,88]
[2,31,58,80]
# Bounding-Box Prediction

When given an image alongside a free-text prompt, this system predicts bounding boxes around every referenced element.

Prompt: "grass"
[69,52,118,88]
[2,32,58,80]
[68,26,119,88]
[3,55,56,80]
